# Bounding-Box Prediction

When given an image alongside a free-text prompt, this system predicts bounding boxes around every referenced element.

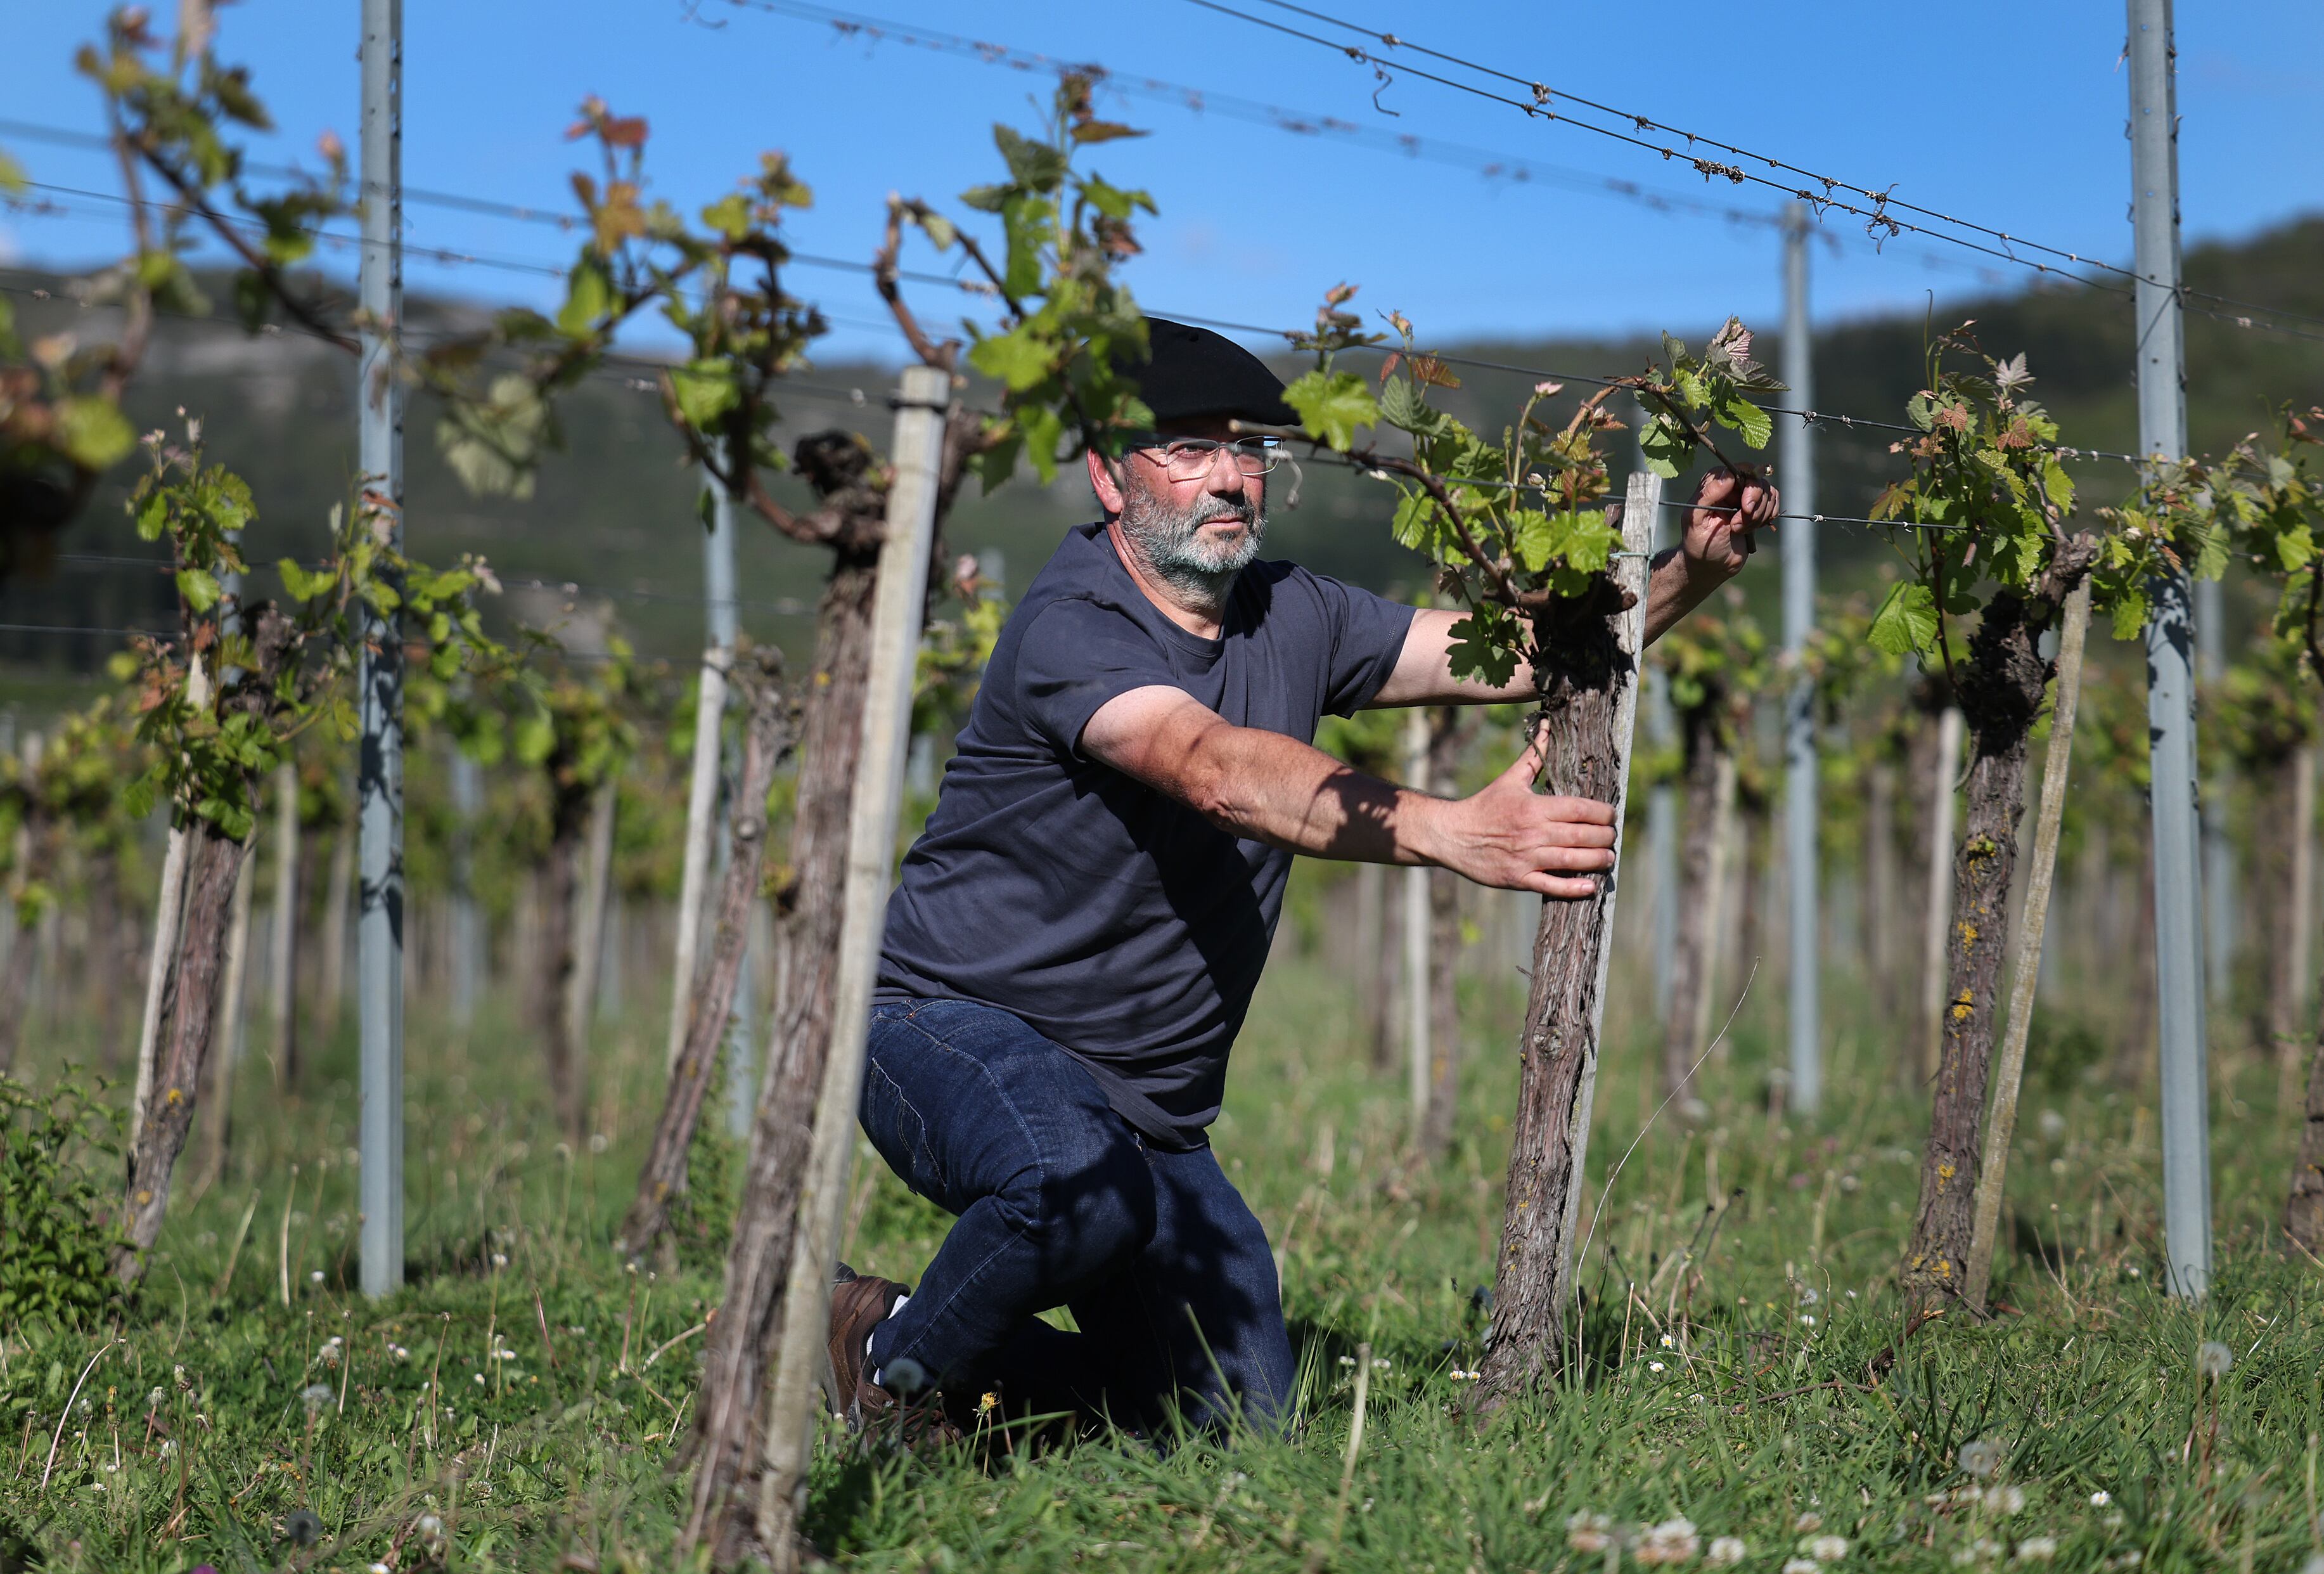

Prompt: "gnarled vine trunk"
[1902,550,2093,1327]
[684,541,876,1565]
[1418,707,1473,1162]
[1472,481,1651,1416]
[539,782,591,1147]
[2289,1032,2324,1255]
[619,649,791,1258]
[112,820,251,1280]
[1660,706,1735,1108]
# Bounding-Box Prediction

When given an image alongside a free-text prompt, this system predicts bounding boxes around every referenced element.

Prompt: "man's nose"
[1205,451,1248,500]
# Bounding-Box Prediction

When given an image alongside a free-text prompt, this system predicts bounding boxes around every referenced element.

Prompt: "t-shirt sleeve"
[1310,572,1419,716]
[1015,597,1183,756]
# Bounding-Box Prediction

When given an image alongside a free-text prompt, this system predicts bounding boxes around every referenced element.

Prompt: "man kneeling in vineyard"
[831,319,1775,1437]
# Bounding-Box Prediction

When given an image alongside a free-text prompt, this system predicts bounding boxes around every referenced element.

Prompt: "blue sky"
[6,0,2322,365]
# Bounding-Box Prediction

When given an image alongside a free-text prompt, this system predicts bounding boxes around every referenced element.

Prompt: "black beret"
[1114,316,1298,429]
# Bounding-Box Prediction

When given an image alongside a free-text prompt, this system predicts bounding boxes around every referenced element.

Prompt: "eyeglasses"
[1123,434,1283,481]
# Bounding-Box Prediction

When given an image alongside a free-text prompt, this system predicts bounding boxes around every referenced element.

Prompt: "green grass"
[3,909,2322,1573]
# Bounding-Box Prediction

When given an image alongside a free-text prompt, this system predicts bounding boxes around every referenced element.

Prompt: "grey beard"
[1116,486,1267,610]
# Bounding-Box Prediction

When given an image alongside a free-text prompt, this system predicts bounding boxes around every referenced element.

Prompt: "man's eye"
[1165,441,1218,458]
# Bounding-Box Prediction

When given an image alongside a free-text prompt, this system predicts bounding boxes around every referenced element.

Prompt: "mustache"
[1195,500,1257,526]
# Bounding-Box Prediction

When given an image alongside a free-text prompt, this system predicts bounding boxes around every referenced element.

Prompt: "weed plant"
[1,877,2320,1572]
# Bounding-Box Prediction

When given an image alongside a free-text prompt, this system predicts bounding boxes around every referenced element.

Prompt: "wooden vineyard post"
[669,458,740,1071]
[1472,468,1657,1414]
[752,363,948,1566]
[1965,577,2092,1310]
[267,760,300,1085]
[1920,706,1965,1081]
[1402,707,1431,1142]
[131,657,209,1148]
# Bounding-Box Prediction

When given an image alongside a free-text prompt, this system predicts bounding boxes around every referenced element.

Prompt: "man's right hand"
[1413,726,1617,899]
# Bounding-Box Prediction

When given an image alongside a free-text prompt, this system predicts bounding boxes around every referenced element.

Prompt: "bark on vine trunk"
[1472,480,1651,1417]
[1356,862,1392,1072]
[1901,550,2093,1329]
[1418,707,1471,1162]
[539,784,591,1147]
[1865,760,1899,1019]
[619,648,792,1258]
[2288,1029,2324,1255]
[113,820,251,1280]
[1660,710,1734,1108]
[195,834,259,1192]
[2265,749,2313,1055]
[684,541,879,1566]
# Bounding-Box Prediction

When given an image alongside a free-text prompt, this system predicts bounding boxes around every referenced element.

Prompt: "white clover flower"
[309,1270,324,1284]
[1637,1518,1700,1564]
[2088,1490,2111,1507]
[1985,1485,2026,1515]
[2015,1538,2057,1563]
[1783,1559,1821,1574]
[1567,1511,1614,1554]
[1709,1537,1749,1565]
[2196,1341,2233,1380]
[1808,1534,1850,1561]
[1960,1438,2002,1480]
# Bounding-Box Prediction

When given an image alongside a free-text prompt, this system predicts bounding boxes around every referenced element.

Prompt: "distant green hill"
[3,214,2319,707]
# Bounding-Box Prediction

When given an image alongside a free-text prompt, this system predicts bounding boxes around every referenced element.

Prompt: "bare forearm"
[1177,721,1442,865]
[1643,548,1727,646]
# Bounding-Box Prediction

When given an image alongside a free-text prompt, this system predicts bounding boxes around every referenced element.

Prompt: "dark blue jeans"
[859,997,1294,1435]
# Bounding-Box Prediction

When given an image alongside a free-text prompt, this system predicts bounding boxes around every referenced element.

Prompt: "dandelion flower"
[883,1356,929,1395]
[309,1270,323,1284]
[147,1388,165,1409]
[1709,1537,1749,1565]
[2015,1538,2057,1563]
[1801,1287,1821,1306]
[300,1384,333,1413]
[1567,1511,1614,1554]
[1808,1535,1850,1561]
[2196,1341,2233,1380]
[492,1252,508,1269]
[1959,1438,2002,1480]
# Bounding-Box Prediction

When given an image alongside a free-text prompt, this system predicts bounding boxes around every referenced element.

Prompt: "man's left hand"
[1679,468,1780,582]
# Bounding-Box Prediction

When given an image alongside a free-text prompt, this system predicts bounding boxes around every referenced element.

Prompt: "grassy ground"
[3,905,2322,1573]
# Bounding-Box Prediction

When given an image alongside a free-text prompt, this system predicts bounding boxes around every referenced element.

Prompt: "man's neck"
[1104,519,1235,640]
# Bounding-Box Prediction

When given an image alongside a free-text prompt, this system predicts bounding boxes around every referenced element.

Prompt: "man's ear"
[1087,447,1127,517]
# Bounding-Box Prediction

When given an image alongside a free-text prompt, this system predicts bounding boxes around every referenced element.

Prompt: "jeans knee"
[996,1132,1155,1283]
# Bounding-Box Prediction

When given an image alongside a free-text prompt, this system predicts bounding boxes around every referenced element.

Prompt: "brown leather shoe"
[824,1264,960,1444]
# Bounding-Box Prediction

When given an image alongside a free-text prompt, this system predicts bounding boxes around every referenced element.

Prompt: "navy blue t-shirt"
[876,522,1416,1149]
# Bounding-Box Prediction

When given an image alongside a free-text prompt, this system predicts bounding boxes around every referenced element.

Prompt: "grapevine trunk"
[1420,707,1468,1162]
[684,544,877,1566]
[619,652,790,1258]
[1662,713,1731,1106]
[113,820,250,1281]
[1474,583,1638,1416]
[539,783,590,1148]
[1902,567,2087,1327]
[2290,1026,2324,1253]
